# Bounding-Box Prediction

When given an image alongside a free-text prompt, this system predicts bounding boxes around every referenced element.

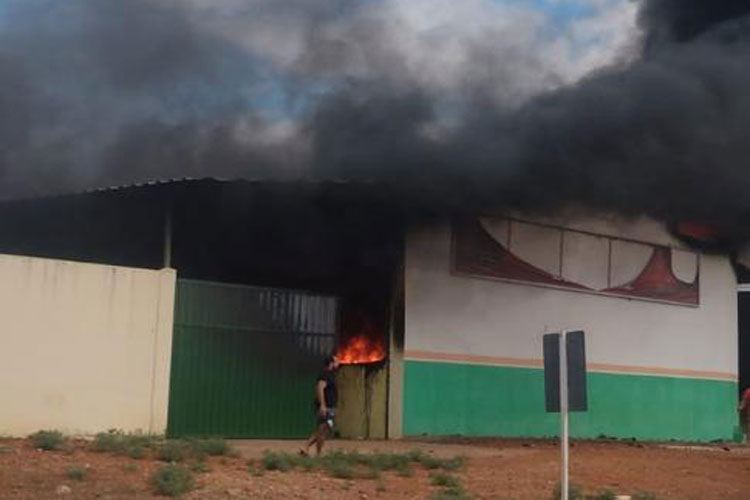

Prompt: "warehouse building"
[0,179,740,441]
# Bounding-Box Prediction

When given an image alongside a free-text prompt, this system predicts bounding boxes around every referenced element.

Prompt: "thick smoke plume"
[0,0,634,197]
[489,0,750,224]
[1,0,750,227]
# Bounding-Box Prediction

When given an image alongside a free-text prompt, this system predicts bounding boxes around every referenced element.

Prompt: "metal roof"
[7,176,381,202]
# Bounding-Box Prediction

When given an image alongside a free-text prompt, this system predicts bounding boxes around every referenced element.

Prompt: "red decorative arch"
[452,218,699,306]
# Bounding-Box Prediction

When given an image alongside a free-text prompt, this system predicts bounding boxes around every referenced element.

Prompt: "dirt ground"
[2,436,750,500]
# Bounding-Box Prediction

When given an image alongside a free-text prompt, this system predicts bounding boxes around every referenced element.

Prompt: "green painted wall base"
[403,360,737,442]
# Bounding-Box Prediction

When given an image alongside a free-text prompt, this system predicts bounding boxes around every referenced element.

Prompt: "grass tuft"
[261,451,295,471]
[93,429,159,459]
[551,484,637,500]
[325,461,355,479]
[429,486,472,500]
[186,438,231,457]
[155,441,191,463]
[150,465,194,497]
[255,449,463,480]
[66,466,87,481]
[588,492,616,500]
[29,430,65,451]
[430,471,461,488]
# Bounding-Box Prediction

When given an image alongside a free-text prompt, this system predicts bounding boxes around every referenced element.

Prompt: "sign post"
[543,331,587,500]
[559,330,569,500]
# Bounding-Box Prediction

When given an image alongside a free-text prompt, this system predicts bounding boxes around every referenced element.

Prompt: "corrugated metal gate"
[167,279,338,438]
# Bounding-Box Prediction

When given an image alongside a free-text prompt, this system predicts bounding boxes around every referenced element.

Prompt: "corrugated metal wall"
[167,279,338,438]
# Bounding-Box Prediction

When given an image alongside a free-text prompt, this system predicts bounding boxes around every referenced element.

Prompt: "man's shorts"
[317,408,336,429]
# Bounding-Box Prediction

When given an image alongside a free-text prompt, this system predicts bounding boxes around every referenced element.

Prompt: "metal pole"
[559,330,569,500]
[163,203,172,269]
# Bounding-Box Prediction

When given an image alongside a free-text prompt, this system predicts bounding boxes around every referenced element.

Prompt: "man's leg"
[315,423,330,456]
[302,423,328,455]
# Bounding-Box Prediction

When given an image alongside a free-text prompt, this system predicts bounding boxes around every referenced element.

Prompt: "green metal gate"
[167,279,338,438]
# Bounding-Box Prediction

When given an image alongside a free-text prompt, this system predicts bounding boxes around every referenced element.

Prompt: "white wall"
[0,254,176,436]
[405,215,737,378]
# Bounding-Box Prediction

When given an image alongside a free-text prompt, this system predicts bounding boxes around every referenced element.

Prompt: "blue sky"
[521,0,595,20]
[0,0,614,32]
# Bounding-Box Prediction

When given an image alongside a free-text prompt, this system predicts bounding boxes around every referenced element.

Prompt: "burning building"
[0,179,403,439]
[1,0,750,443]
[0,178,743,442]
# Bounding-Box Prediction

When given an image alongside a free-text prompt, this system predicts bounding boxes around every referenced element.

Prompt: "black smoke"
[310,1,750,225]
[2,1,750,228]
[493,1,750,224]
[639,0,750,47]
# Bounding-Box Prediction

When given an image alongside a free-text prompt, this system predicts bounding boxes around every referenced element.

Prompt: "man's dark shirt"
[316,369,338,408]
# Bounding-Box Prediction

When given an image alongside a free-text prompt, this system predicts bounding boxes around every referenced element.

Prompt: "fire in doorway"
[337,319,387,365]
[336,305,387,365]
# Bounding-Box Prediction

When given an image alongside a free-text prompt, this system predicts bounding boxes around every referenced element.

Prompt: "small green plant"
[29,430,65,451]
[66,466,87,481]
[326,461,355,479]
[155,441,190,463]
[423,456,445,470]
[188,438,231,457]
[94,429,159,455]
[94,430,126,452]
[588,492,616,500]
[405,450,465,471]
[150,465,194,497]
[298,455,317,471]
[427,455,465,470]
[428,486,472,500]
[261,451,295,471]
[550,484,622,500]
[551,484,584,500]
[122,463,139,473]
[254,450,463,480]
[441,456,466,471]
[430,471,461,488]
[126,446,147,459]
[395,462,414,477]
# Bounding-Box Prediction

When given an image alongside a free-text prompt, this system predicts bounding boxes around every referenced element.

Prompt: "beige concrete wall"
[404,215,737,376]
[0,254,176,436]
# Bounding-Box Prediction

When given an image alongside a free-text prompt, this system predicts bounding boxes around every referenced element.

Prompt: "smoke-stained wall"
[400,213,737,441]
[0,254,176,436]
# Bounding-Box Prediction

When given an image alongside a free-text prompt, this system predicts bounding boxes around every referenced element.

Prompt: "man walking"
[301,355,340,456]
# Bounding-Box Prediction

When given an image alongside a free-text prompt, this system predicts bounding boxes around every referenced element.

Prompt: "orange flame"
[337,334,386,365]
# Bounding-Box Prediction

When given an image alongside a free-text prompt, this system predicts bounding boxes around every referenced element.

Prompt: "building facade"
[393,214,738,441]
[0,183,740,441]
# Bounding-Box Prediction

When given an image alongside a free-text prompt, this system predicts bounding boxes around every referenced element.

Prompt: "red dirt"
[1,437,750,499]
